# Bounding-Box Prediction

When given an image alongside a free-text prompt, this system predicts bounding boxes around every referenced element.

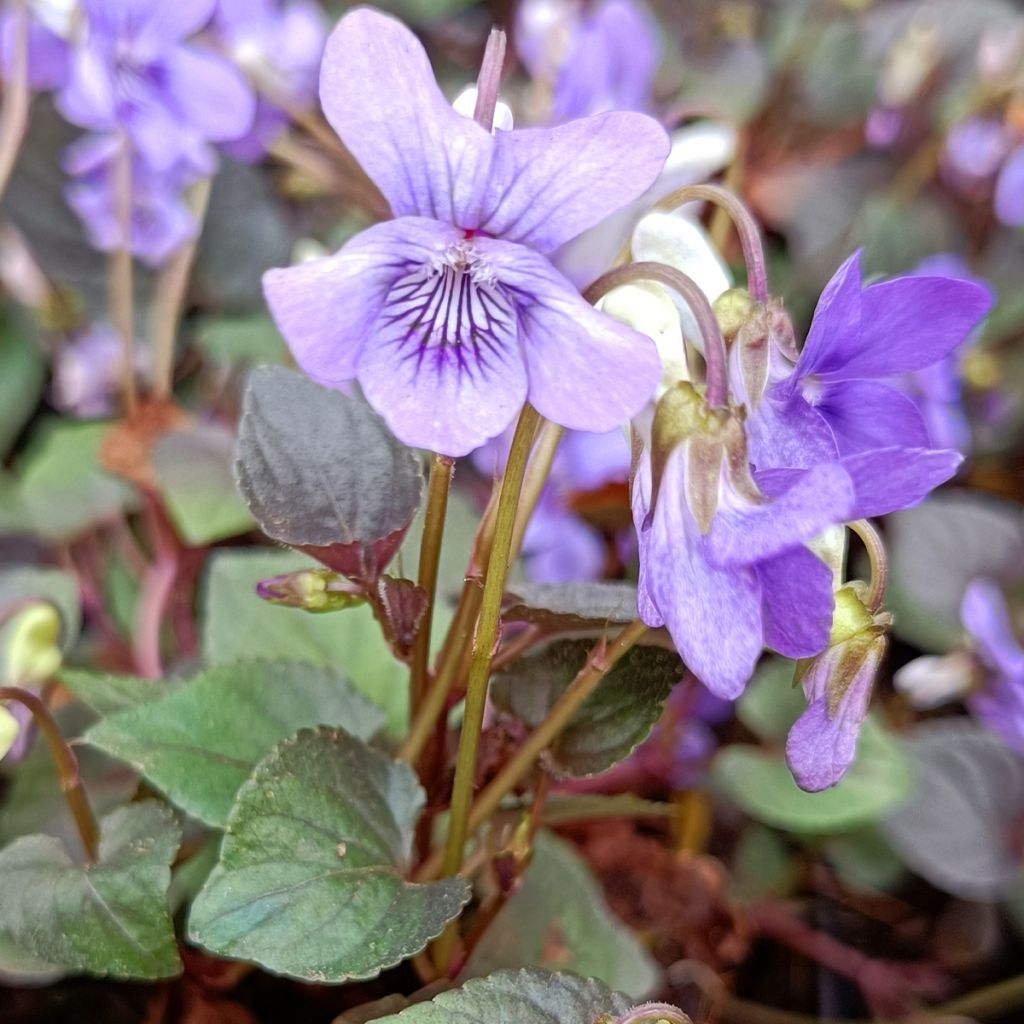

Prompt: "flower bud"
[713,287,755,341]
[256,569,366,613]
[3,601,63,686]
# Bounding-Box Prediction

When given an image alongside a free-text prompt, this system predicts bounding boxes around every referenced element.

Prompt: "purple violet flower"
[995,144,1024,227]
[736,250,992,471]
[213,0,326,162]
[962,577,1024,757]
[0,2,72,90]
[51,322,145,417]
[941,116,1011,197]
[264,8,668,457]
[56,0,255,173]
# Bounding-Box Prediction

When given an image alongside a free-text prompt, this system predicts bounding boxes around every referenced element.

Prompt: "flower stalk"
[847,519,888,614]
[109,138,137,415]
[0,0,30,203]
[0,687,99,863]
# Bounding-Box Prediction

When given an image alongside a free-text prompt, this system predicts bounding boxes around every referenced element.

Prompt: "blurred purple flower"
[214,0,326,161]
[63,134,205,265]
[740,250,991,471]
[995,144,1024,227]
[56,0,254,172]
[264,8,668,456]
[0,4,71,90]
[941,116,1011,196]
[864,106,902,149]
[962,578,1024,757]
[51,322,143,417]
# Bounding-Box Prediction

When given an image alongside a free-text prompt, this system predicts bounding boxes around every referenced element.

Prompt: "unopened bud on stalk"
[256,569,366,613]
[3,601,63,686]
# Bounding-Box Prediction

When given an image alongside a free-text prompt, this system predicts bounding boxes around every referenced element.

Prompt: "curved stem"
[0,0,30,203]
[585,261,729,407]
[613,1003,691,1024]
[433,405,540,967]
[847,519,887,613]
[654,183,768,302]
[409,454,455,716]
[416,619,648,883]
[0,687,99,862]
[150,177,212,400]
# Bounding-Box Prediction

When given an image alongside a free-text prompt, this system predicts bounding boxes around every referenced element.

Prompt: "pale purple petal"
[839,447,962,519]
[961,578,1024,679]
[140,0,217,42]
[969,680,1024,757]
[706,461,855,567]
[745,387,838,471]
[995,146,1024,227]
[0,17,70,90]
[482,112,669,252]
[264,218,459,388]
[523,500,606,582]
[319,8,492,222]
[786,693,864,792]
[757,546,835,659]
[477,238,660,431]
[795,250,863,381]
[814,379,931,456]
[554,428,630,491]
[163,46,255,141]
[631,457,665,628]
[57,46,117,130]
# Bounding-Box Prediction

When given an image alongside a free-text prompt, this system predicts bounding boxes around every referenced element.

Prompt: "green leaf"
[188,726,470,981]
[824,829,906,893]
[502,582,638,632]
[490,639,681,777]
[736,658,804,741]
[0,313,46,458]
[151,424,253,545]
[0,928,64,984]
[0,801,182,979]
[14,419,136,541]
[86,660,385,827]
[235,366,423,576]
[464,832,658,999]
[59,669,160,716]
[370,969,632,1024]
[730,825,795,904]
[202,549,409,734]
[711,718,912,834]
[0,565,81,650]
[194,313,287,365]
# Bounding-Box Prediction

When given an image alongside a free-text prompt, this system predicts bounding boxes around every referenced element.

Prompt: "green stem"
[510,419,564,561]
[0,0,30,203]
[409,454,455,716]
[0,687,99,862]
[433,404,540,966]
[109,137,136,415]
[417,619,648,883]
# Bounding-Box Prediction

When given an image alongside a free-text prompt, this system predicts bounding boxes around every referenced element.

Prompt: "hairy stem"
[585,262,729,407]
[150,177,212,400]
[417,619,648,883]
[0,687,99,862]
[0,0,30,202]
[433,404,540,967]
[410,454,455,715]
[654,183,768,302]
[847,519,888,613]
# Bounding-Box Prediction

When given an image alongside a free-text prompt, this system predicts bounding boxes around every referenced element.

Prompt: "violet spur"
[263,7,669,457]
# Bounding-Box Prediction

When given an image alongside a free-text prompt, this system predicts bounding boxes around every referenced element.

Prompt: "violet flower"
[51,322,145,417]
[737,250,992,471]
[213,0,326,162]
[940,116,1011,197]
[995,144,1024,227]
[264,8,668,457]
[0,1,72,90]
[962,578,1024,757]
[56,0,254,173]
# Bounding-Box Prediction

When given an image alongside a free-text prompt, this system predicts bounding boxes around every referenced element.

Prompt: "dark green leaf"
[86,660,385,827]
[0,801,181,979]
[0,313,46,458]
[491,639,682,777]
[152,424,253,545]
[464,832,657,998]
[188,726,470,981]
[502,582,637,632]
[370,969,632,1024]
[202,549,409,734]
[712,718,912,834]
[235,367,422,576]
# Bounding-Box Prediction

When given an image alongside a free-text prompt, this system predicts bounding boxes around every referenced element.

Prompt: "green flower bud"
[3,602,63,685]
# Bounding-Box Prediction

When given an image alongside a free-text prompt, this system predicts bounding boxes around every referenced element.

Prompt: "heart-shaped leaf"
[502,582,637,632]
[370,968,632,1024]
[0,801,181,979]
[188,727,470,981]
[490,639,682,777]
[235,367,423,577]
[86,661,385,827]
[464,832,658,998]
[59,669,161,717]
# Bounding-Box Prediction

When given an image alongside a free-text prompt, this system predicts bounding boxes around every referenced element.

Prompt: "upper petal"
[815,379,931,456]
[264,217,459,387]
[757,546,835,659]
[796,250,863,381]
[481,111,669,253]
[163,46,256,142]
[319,7,493,223]
[479,238,661,432]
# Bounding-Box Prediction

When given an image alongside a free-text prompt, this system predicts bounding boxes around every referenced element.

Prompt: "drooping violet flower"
[62,134,206,265]
[0,0,73,90]
[961,577,1024,757]
[264,8,668,457]
[995,144,1024,227]
[940,116,1011,197]
[213,0,326,162]
[735,250,992,471]
[56,0,254,173]
[51,322,146,417]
